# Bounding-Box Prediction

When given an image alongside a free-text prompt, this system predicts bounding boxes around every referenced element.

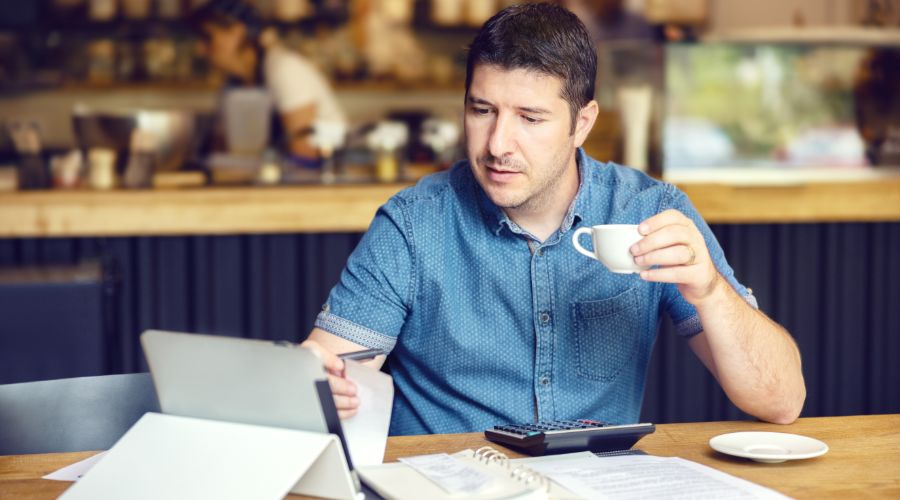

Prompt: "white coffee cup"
[571,224,649,274]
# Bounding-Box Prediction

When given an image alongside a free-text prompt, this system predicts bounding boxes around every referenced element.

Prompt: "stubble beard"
[476,146,575,214]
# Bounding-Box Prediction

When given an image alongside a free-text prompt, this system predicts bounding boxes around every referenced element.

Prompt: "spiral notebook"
[358,446,786,500]
[356,446,582,500]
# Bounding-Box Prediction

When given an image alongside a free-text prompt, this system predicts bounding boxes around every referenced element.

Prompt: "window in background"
[663,44,900,174]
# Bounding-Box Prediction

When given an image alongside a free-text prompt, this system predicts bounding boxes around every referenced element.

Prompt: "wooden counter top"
[0,184,407,237]
[3,414,900,498]
[1,180,899,238]
[679,180,900,224]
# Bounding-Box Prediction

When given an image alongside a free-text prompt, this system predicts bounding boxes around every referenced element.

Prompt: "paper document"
[43,452,106,481]
[399,453,494,494]
[341,359,394,466]
[521,454,790,500]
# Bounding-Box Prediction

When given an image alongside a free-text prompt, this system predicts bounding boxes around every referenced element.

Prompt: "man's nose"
[488,112,515,158]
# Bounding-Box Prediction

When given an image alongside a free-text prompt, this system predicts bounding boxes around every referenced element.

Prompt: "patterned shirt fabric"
[315,149,756,436]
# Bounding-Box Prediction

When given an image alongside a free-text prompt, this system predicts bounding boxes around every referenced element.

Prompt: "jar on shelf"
[366,121,408,183]
[121,0,152,20]
[88,0,117,21]
[123,130,157,189]
[157,0,183,19]
[310,121,348,184]
[88,148,117,190]
[273,0,312,22]
[116,40,140,82]
[143,38,177,81]
[86,39,116,83]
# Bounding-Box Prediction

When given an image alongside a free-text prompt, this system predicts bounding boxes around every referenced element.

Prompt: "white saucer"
[709,432,828,463]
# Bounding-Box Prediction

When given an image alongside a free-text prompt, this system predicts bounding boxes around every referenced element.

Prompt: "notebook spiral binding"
[474,446,550,492]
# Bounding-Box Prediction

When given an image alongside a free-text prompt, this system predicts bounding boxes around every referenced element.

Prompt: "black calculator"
[484,419,655,456]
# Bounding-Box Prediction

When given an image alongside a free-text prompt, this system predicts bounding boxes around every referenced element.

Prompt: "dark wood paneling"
[0,224,897,422]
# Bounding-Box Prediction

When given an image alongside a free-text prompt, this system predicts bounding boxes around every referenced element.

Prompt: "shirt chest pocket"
[571,287,643,382]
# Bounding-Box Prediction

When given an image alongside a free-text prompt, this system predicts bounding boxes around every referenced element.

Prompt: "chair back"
[0,373,160,455]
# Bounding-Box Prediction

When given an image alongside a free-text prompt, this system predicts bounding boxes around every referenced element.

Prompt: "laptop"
[140,330,355,470]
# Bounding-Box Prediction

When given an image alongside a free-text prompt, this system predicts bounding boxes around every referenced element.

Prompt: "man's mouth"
[487,166,520,174]
[480,159,522,173]
[478,156,525,183]
[484,165,522,182]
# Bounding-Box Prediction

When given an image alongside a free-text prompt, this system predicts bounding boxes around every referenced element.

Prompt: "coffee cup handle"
[572,227,598,260]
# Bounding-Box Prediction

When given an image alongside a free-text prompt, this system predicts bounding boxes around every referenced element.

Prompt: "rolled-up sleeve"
[314,198,414,352]
[659,186,758,338]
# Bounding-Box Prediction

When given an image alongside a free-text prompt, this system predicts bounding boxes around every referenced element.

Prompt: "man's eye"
[522,115,542,124]
[473,107,491,115]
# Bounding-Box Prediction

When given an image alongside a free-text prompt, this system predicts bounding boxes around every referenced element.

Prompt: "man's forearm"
[692,275,806,424]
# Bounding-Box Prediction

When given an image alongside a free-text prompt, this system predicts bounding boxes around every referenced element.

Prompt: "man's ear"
[573,100,599,147]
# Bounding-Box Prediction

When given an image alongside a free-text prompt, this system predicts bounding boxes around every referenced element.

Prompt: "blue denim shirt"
[316,149,756,436]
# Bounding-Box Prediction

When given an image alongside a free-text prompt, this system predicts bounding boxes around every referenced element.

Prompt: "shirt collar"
[562,148,592,232]
[475,148,592,237]
[474,178,507,236]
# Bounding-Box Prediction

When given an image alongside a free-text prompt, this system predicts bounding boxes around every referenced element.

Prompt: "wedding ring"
[686,245,696,266]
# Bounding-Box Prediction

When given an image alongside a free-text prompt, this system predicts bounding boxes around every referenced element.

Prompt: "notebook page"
[520,454,790,500]
[399,453,493,494]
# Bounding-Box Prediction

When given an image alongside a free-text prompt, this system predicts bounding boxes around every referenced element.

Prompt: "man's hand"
[632,210,806,423]
[300,338,360,419]
[630,209,720,305]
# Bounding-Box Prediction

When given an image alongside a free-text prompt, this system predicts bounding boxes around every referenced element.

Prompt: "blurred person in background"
[189,0,346,163]
[563,0,656,43]
[854,48,900,166]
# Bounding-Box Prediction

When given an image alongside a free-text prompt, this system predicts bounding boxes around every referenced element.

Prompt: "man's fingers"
[635,244,696,267]
[638,266,685,283]
[301,339,345,375]
[639,209,690,235]
[338,409,358,420]
[631,224,691,256]
[329,373,360,419]
[328,373,357,397]
[333,394,361,411]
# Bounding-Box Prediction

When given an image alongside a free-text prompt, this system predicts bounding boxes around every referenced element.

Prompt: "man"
[304,3,805,435]
[189,0,345,160]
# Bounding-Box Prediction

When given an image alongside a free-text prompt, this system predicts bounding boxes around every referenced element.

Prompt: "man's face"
[465,64,580,214]
[200,22,247,74]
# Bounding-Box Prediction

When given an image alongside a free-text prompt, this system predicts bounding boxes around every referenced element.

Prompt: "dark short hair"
[465,3,597,133]
[187,0,262,39]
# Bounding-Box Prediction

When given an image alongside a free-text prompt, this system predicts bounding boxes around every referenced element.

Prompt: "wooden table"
[1,414,897,499]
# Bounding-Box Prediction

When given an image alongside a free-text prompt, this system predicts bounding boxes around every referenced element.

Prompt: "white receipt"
[341,359,394,466]
[399,453,494,494]
[523,454,790,500]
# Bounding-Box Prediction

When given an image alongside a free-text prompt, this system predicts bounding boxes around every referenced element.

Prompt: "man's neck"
[505,159,580,243]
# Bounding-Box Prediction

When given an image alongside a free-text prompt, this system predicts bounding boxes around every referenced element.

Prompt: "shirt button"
[539,312,551,325]
[539,376,551,386]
